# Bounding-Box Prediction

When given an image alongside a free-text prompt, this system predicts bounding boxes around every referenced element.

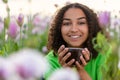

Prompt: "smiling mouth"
[69,35,82,38]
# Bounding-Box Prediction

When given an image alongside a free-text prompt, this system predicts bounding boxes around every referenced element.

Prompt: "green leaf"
[2,0,8,3]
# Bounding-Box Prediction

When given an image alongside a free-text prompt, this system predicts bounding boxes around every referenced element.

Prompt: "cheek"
[80,26,88,33]
[81,26,89,37]
[61,26,69,36]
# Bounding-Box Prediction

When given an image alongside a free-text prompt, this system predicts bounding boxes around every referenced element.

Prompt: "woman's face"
[61,8,88,47]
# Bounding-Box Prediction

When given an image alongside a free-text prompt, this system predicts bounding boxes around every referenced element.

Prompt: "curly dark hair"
[47,3,102,59]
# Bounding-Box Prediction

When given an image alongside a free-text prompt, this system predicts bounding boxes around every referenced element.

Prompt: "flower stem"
[20,27,23,48]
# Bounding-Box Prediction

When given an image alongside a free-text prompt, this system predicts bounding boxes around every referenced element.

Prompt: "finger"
[59,48,69,59]
[67,58,75,66]
[62,52,71,63]
[75,61,83,70]
[64,59,75,67]
[80,55,87,66]
[58,48,69,62]
[84,48,92,61]
[60,52,71,65]
[58,45,65,54]
[85,48,90,57]
[82,48,90,62]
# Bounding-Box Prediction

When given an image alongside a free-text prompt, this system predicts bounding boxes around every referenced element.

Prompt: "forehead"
[63,8,86,19]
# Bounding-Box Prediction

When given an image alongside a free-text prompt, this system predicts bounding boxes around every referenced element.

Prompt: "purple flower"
[8,19,19,38]
[32,14,41,27]
[0,57,13,80]
[0,67,7,80]
[9,48,49,79]
[49,68,80,80]
[42,46,48,53]
[113,17,120,27]
[18,13,24,23]
[16,62,35,79]
[17,13,24,27]
[98,11,111,27]
[32,16,50,34]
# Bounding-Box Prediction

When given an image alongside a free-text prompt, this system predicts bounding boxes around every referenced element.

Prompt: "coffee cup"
[65,48,83,65]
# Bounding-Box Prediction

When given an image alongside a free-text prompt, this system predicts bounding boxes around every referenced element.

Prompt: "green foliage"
[102,53,120,80]
[38,28,48,52]
[2,0,8,3]
[92,31,120,80]
[92,32,110,54]
[0,39,19,57]
[4,17,10,29]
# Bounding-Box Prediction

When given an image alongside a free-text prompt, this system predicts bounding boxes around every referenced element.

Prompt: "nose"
[70,24,78,32]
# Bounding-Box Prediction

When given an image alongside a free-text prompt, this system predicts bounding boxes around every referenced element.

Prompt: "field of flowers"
[0,0,120,80]
[0,0,51,56]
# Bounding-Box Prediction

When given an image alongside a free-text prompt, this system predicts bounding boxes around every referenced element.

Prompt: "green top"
[44,49,111,80]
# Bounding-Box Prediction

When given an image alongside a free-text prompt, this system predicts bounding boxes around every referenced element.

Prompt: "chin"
[68,44,82,48]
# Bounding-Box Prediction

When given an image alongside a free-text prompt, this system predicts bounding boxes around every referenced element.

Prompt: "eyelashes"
[78,22,86,25]
[62,22,87,26]
[62,22,71,26]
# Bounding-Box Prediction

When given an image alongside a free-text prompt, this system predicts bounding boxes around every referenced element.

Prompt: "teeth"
[71,36,80,38]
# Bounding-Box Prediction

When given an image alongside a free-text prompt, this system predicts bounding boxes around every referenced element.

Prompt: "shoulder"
[46,50,58,61]
[45,50,61,67]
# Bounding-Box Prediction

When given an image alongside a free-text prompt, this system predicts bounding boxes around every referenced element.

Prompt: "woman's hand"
[58,45,75,67]
[75,61,92,80]
[75,48,92,80]
[79,48,91,67]
[58,45,91,80]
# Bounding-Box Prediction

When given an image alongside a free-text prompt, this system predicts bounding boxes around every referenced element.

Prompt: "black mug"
[65,48,83,66]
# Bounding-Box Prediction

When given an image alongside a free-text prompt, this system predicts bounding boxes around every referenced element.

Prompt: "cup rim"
[67,47,83,50]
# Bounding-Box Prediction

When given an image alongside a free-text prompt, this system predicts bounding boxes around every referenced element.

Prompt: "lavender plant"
[0,0,50,56]
[93,11,120,80]
[0,48,49,80]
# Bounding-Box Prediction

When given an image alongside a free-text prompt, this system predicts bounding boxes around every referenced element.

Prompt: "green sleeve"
[96,53,105,80]
[84,54,104,80]
[85,47,112,80]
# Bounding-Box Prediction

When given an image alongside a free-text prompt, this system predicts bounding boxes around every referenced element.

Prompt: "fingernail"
[82,50,85,53]
[85,48,87,51]
[61,45,65,48]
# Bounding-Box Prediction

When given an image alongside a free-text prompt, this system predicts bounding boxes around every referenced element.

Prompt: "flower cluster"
[49,68,80,80]
[0,48,49,80]
[0,8,51,56]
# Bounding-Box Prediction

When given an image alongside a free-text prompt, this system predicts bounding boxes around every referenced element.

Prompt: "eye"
[62,22,71,26]
[78,22,86,25]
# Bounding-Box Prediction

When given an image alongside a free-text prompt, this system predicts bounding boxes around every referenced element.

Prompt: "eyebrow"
[63,17,86,21]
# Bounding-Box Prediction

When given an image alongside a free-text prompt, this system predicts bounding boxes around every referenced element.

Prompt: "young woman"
[44,3,108,80]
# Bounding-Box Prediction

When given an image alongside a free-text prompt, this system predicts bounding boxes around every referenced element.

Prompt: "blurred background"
[0,0,120,80]
[0,0,120,17]
[0,0,120,54]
